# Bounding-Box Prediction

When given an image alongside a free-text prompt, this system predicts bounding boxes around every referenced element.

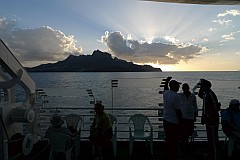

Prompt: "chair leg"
[150,139,153,155]
[129,139,133,155]
[92,145,95,155]
[49,149,53,160]
[66,147,73,160]
[112,140,117,156]
[228,138,235,157]
[75,137,80,159]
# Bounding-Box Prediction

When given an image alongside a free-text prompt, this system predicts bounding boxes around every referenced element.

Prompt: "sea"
[26,71,240,110]
[18,71,239,139]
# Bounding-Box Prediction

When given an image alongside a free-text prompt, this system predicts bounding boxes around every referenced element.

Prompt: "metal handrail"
[35,106,227,141]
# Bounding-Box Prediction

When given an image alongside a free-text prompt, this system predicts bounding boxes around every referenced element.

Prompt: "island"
[26,50,162,72]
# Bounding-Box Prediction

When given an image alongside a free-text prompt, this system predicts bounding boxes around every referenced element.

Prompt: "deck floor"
[9,140,240,160]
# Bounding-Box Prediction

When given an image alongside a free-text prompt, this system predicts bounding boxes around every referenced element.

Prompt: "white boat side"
[0,39,36,160]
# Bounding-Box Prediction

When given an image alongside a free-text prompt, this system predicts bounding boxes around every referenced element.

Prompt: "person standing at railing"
[162,76,183,160]
[178,83,198,142]
[197,79,221,160]
[221,99,240,158]
[89,102,113,160]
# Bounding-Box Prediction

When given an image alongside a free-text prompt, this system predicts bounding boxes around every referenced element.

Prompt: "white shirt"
[163,90,182,123]
[178,92,198,120]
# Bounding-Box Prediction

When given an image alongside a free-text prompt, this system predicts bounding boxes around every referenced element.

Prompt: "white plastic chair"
[64,114,82,158]
[128,113,153,155]
[108,113,117,156]
[46,133,76,160]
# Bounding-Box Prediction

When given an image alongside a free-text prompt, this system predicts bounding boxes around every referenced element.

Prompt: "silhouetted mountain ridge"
[26,50,162,72]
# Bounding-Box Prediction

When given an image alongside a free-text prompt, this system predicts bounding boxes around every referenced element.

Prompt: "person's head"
[182,83,190,93]
[229,99,240,111]
[94,102,104,114]
[169,80,181,92]
[50,114,64,127]
[198,79,212,92]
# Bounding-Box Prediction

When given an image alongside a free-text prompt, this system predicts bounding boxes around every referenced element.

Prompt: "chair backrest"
[108,113,117,134]
[108,113,117,125]
[64,114,82,130]
[46,133,72,152]
[129,114,149,131]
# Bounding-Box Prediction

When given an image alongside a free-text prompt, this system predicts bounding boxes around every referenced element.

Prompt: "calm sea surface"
[22,71,239,138]
[28,71,240,110]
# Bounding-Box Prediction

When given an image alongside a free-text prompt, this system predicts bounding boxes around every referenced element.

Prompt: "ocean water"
[22,71,239,139]
[28,71,240,110]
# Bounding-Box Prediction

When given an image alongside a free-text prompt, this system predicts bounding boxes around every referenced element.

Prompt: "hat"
[169,80,181,87]
[50,114,64,127]
[230,99,240,105]
[198,79,212,88]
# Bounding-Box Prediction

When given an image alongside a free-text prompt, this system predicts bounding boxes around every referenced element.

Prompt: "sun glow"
[145,62,179,71]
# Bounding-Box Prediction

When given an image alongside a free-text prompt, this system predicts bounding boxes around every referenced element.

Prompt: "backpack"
[221,108,233,137]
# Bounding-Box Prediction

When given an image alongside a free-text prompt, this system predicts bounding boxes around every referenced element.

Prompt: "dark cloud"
[0,18,82,67]
[100,31,205,64]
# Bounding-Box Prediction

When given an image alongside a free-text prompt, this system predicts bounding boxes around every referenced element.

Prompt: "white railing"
[34,105,226,141]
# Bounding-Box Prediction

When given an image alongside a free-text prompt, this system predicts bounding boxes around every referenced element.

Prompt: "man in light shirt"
[163,77,182,160]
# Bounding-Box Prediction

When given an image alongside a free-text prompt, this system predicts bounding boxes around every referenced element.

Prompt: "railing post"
[86,89,95,105]
[111,80,118,114]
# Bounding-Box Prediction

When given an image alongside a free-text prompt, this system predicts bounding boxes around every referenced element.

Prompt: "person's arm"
[163,76,172,91]
[198,88,204,99]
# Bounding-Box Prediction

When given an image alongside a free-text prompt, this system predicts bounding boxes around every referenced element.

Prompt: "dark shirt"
[199,89,220,125]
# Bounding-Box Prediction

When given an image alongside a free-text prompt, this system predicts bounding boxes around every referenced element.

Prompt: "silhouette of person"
[89,102,113,160]
[47,114,79,138]
[198,79,221,160]
[162,77,182,160]
[221,99,240,158]
[46,114,79,159]
[178,83,198,142]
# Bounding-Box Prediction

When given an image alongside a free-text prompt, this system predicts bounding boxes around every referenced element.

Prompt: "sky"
[0,0,240,71]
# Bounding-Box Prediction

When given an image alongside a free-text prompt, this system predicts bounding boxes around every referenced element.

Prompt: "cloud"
[217,9,240,17]
[220,31,240,42]
[203,38,209,42]
[0,17,82,67]
[100,31,205,65]
[235,52,240,55]
[213,9,240,27]
[208,28,217,32]
[213,19,232,26]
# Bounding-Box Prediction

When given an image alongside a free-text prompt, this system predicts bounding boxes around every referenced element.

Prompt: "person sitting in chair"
[221,99,240,157]
[46,114,79,159]
[47,114,79,137]
[89,102,113,160]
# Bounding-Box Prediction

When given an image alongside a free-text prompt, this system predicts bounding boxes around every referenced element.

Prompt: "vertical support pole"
[111,80,118,114]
